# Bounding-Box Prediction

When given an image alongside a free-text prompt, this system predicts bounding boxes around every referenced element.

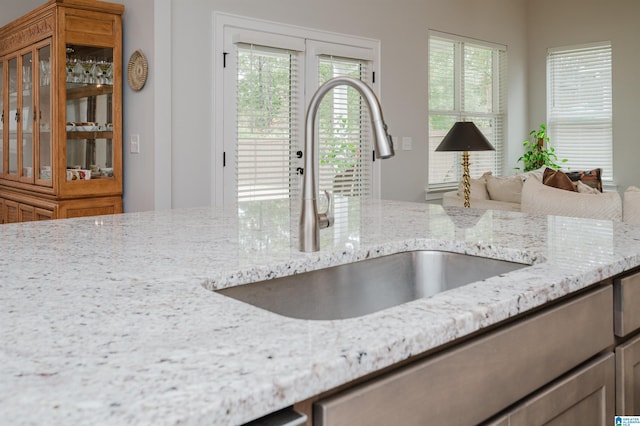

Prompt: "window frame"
[427,30,507,192]
[307,41,378,201]
[546,41,613,183]
[233,43,301,203]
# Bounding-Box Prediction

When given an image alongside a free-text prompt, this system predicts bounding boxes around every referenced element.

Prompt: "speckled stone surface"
[2,199,640,425]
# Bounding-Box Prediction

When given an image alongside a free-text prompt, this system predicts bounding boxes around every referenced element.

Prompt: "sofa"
[442,171,524,212]
[442,167,640,224]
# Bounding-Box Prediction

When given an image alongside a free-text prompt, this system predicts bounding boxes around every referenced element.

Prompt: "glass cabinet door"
[21,51,33,181]
[37,45,51,183]
[8,57,18,177]
[65,44,114,180]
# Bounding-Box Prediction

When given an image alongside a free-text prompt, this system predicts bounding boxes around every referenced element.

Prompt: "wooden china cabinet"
[0,0,123,223]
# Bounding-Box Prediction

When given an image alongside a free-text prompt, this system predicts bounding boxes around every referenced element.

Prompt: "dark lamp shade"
[435,122,495,152]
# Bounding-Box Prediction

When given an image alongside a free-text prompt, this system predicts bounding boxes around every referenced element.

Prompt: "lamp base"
[462,151,470,208]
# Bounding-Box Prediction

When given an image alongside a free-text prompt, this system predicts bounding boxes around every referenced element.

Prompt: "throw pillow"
[542,168,577,192]
[520,165,546,182]
[457,171,490,200]
[576,181,600,194]
[521,177,622,221]
[485,174,523,204]
[623,186,640,224]
[566,168,603,192]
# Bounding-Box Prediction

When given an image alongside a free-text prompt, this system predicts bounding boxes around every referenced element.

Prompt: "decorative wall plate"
[127,49,148,91]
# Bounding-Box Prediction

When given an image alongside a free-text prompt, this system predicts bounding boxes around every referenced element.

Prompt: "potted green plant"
[516,124,567,172]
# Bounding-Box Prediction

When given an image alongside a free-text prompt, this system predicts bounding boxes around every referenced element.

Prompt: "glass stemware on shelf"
[66,55,113,85]
[96,58,113,85]
[39,58,50,86]
[81,57,94,83]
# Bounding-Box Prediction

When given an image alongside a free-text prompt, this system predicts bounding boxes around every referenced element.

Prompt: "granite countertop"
[2,199,639,425]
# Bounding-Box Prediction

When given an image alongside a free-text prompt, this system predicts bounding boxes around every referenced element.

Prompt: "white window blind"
[428,33,507,190]
[236,44,299,202]
[547,42,612,181]
[235,47,373,205]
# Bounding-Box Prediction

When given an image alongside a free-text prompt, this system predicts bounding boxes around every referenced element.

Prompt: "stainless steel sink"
[216,251,527,320]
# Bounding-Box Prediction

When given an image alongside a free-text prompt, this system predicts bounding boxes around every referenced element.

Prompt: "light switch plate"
[402,136,412,151]
[130,134,140,154]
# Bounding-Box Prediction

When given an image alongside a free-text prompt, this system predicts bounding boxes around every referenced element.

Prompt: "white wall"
[526,0,640,191]
[118,0,172,212]
[2,0,529,209]
[172,0,528,206]
[118,0,156,212]
[0,0,46,22]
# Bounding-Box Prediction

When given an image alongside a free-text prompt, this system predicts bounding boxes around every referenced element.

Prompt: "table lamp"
[435,122,495,208]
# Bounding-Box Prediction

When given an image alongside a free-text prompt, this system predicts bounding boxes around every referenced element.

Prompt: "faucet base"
[299,198,320,252]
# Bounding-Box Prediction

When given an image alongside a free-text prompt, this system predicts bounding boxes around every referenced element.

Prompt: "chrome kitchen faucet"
[299,76,395,252]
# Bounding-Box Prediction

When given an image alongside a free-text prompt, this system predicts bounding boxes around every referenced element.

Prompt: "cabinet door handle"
[1,111,3,123]
[15,111,20,122]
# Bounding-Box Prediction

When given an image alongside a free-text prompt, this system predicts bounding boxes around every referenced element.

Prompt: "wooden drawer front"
[61,197,122,219]
[616,333,640,414]
[489,353,614,425]
[314,286,613,426]
[614,272,640,337]
[65,205,116,218]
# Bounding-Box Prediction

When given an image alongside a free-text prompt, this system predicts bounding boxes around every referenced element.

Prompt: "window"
[214,14,380,209]
[547,42,612,182]
[428,32,507,190]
